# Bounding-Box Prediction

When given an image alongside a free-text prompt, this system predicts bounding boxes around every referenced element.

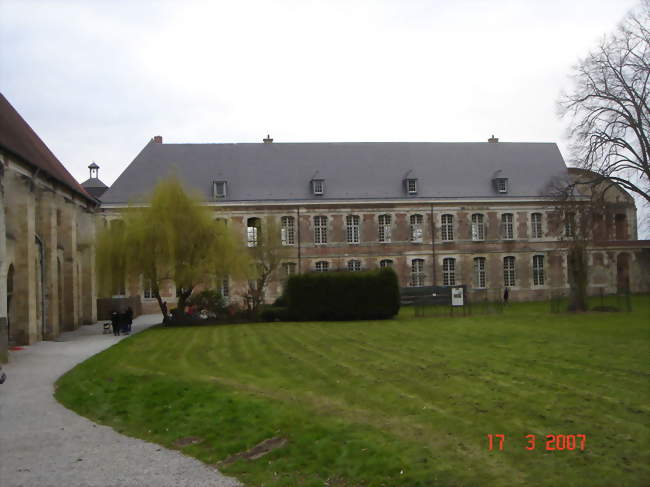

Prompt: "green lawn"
[56,298,650,486]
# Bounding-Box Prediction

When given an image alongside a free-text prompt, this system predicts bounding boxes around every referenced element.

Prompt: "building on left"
[0,93,99,362]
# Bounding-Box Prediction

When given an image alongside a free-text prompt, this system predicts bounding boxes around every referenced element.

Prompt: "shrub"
[186,289,226,316]
[285,268,400,321]
[260,306,290,322]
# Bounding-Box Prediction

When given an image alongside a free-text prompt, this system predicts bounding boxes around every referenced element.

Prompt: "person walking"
[125,307,133,333]
[110,310,120,336]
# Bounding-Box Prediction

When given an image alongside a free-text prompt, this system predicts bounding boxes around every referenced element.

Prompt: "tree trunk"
[568,246,589,312]
[175,287,194,319]
[154,291,170,325]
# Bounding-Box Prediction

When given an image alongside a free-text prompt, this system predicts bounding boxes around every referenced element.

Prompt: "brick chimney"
[153,135,163,144]
[488,135,499,143]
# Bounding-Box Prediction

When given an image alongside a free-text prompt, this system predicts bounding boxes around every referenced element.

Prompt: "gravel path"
[0,314,241,487]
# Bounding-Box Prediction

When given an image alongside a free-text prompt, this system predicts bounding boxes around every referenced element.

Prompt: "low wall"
[96,296,142,321]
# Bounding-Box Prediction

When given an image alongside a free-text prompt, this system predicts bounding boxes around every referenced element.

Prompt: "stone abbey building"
[100,135,650,312]
[0,94,99,362]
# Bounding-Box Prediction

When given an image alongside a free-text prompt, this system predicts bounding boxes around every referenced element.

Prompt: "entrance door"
[616,253,630,293]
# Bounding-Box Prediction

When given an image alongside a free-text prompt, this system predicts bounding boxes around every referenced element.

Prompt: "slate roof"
[0,93,94,203]
[101,140,569,204]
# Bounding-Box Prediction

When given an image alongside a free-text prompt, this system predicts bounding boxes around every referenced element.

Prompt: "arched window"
[442,258,456,286]
[380,259,394,268]
[471,214,485,241]
[314,216,328,244]
[503,256,516,287]
[281,216,295,245]
[378,214,392,242]
[501,213,514,240]
[347,260,361,271]
[441,214,454,241]
[473,257,486,288]
[410,214,424,242]
[346,215,360,244]
[247,217,261,247]
[410,259,425,287]
[315,261,329,272]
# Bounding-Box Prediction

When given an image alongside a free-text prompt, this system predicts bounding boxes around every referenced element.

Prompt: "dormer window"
[311,179,325,195]
[494,178,508,193]
[213,180,228,199]
[405,178,418,195]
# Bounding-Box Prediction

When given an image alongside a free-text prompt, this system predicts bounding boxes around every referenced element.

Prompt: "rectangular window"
[346,215,360,244]
[282,262,296,278]
[531,213,543,239]
[410,259,425,287]
[213,180,227,199]
[281,216,295,245]
[143,278,153,299]
[441,214,454,241]
[533,255,545,286]
[503,256,516,287]
[471,214,485,241]
[494,178,508,193]
[314,216,328,244]
[247,218,260,247]
[565,212,575,238]
[380,259,393,268]
[312,179,324,195]
[347,260,361,271]
[315,261,329,272]
[378,214,392,242]
[410,214,423,242]
[406,178,418,195]
[501,213,514,240]
[220,277,229,300]
[474,257,486,288]
[443,258,456,286]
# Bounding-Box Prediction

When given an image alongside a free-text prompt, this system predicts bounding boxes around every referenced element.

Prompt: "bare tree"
[559,0,650,203]
[545,173,611,311]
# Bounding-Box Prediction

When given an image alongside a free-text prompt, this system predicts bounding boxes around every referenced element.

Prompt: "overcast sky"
[1,0,646,232]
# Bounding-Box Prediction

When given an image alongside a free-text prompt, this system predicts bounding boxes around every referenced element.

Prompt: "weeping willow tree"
[96,178,249,322]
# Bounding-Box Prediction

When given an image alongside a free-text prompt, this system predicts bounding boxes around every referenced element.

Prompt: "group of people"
[110,307,133,336]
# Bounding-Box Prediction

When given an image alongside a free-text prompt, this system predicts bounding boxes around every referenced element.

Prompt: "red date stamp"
[487,434,586,451]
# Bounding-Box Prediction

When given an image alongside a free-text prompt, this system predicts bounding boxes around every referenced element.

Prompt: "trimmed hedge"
[285,268,400,321]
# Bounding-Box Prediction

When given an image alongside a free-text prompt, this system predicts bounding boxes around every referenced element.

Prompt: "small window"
[471,214,485,241]
[533,255,545,286]
[312,179,325,195]
[213,180,228,199]
[503,256,516,287]
[531,213,543,239]
[473,257,486,288]
[442,258,456,286]
[501,213,514,240]
[314,216,328,244]
[380,259,393,268]
[347,260,361,271]
[410,259,425,287]
[494,178,508,193]
[281,216,295,245]
[378,214,392,242]
[315,261,329,272]
[406,178,418,195]
[441,214,454,241]
[346,215,360,244]
[410,214,423,242]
